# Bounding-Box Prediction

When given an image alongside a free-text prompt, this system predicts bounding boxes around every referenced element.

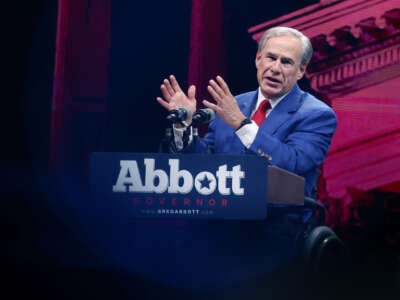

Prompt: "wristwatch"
[236,118,252,131]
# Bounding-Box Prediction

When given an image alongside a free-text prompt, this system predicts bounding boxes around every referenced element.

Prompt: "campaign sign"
[90,152,269,220]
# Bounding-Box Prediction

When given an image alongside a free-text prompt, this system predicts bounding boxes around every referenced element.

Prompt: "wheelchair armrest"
[304,197,326,226]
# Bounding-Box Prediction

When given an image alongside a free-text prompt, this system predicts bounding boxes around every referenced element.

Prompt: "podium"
[30,152,310,294]
[90,152,305,220]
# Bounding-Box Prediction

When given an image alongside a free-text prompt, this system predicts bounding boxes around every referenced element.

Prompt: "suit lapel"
[262,84,304,134]
[238,91,258,118]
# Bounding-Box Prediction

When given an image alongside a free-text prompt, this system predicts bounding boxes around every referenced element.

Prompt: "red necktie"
[251,99,271,126]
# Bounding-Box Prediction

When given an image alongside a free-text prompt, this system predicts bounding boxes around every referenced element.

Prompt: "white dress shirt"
[235,88,287,148]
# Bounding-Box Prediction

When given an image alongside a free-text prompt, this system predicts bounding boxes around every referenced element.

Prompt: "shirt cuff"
[235,121,258,148]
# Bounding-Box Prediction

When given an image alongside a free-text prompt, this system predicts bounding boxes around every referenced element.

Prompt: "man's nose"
[270,60,281,73]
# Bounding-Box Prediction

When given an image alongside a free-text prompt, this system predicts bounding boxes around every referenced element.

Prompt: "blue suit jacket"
[158,85,338,289]
[183,84,337,197]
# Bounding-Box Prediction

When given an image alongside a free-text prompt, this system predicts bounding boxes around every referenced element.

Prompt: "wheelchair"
[301,197,348,288]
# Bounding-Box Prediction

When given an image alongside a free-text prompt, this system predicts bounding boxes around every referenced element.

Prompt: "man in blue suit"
[157,26,337,197]
[155,26,339,296]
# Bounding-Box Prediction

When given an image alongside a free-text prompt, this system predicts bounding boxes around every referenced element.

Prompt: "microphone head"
[183,107,192,119]
[192,108,215,126]
[205,108,215,121]
[166,107,192,123]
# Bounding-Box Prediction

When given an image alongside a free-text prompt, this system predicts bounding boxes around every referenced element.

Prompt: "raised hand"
[203,75,246,129]
[156,75,197,115]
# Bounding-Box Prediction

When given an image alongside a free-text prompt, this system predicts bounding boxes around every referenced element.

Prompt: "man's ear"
[297,63,307,80]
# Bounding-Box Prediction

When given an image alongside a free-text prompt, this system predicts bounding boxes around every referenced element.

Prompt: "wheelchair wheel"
[304,225,347,277]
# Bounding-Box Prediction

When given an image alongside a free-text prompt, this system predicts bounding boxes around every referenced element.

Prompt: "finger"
[209,79,224,94]
[156,97,171,110]
[207,84,222,103]
[208,79,226,99]
[187,85,196,100]
[160,84,173,101]
[202,99,219,111]
[216,75,230,94]
[169,75,183,93]
[163,79,175,96]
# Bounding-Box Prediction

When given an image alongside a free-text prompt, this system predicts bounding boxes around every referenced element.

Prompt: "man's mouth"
[265,76,281,84]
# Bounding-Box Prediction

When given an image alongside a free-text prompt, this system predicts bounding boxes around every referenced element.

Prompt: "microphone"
[166,107,192,124]
[192,108,215,126]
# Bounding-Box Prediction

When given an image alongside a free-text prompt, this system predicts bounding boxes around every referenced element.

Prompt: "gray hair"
[258,26,313,65]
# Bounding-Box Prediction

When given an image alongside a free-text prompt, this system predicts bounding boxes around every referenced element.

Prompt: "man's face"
[255,35,306,99]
